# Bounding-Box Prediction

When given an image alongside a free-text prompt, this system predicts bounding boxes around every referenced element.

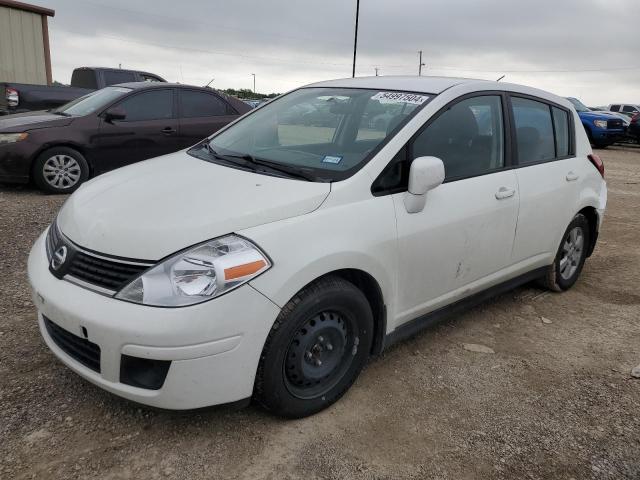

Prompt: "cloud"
[30,0,640,104]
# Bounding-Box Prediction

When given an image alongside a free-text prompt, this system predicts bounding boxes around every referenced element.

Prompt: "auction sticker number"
[371,92,429,105]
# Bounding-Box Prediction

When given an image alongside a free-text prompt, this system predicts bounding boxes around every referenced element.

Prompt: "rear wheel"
[254,276,373,418]
[540,214,590,291]
[33,147,89,194]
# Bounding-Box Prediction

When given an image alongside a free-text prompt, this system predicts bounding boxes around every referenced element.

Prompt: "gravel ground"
[1,147,639,480]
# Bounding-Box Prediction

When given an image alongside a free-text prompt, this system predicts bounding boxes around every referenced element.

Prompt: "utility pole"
[352,0,360,78]
[374,67,379,76]
[251,73,256,93]
[418,51,425,76]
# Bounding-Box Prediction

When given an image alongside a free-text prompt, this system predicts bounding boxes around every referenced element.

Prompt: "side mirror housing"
[404,156,445,213]
[103,107,126,123]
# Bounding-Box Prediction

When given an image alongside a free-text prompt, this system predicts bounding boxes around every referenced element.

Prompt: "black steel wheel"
[254,276,374,418]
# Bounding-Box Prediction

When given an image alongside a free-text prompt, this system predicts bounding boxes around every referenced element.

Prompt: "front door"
[92,88,179,173]
[386,94,520,326]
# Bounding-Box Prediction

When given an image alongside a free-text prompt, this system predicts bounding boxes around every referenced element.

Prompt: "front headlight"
[115,235,271,307]
[593,120,608,129]
[0,133,28,145]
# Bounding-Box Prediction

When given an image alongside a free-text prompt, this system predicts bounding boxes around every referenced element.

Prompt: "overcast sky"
[30,0,640,105]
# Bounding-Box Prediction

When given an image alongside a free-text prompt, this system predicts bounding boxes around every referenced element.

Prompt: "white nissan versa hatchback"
[28,76,606,418]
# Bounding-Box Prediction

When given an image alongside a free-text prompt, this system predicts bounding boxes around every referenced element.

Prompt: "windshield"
[191,87,430,181]
[53,87,132,116]
[566,97,590,113]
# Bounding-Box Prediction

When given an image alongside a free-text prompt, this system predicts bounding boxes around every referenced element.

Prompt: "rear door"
[93,88,179,173]
[176,89,240,148]
[509,95,580,264]
[377,93,520,323]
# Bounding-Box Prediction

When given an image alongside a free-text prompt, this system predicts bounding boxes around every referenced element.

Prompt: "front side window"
[512,97,555,164]
[192,88,430,181]
[412,95,504,180]
[116,90,174,122]
[180,90,228,118]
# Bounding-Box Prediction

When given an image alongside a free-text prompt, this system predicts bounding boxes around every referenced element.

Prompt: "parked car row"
[0,83,250,193]
[1,67,166,116]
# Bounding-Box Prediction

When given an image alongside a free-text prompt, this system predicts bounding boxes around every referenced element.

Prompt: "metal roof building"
[0,0,55,85]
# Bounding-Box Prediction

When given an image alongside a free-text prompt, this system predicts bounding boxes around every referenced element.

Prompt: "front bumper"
[0,139,37,183]
[28,232,281,409]
[591,129,626,142]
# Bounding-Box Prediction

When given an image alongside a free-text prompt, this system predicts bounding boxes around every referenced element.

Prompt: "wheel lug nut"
[306,352,312,359]
[326,343,333,351]
[318,336,324,342]
[315,359,322,366]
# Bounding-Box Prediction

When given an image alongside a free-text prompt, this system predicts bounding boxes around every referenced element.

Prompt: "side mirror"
[103,107,126,123]
[404,156,445,213]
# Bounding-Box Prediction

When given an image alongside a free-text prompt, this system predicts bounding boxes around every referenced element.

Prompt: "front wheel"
[540,213,590,292]
[33,147,89,194]
[254,276,374,418]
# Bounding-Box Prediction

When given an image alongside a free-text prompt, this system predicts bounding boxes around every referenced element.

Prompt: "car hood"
[578,111,619,120]
[0,111,74,132]
[57,151,331,259]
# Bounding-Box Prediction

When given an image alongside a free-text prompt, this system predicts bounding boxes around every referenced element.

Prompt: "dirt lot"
[1,147,639,480]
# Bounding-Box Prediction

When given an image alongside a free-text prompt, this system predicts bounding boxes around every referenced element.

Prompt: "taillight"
[631,113,639,124]
[5,87,19,107]
[588,153,605,178]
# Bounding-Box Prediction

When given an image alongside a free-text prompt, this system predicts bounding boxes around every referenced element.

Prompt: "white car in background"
[608,103,640,117]
[28,76,607,418]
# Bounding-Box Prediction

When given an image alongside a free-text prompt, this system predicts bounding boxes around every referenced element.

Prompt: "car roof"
[304,76,572,108]
[304,76,483,94]
[113,82,208,90]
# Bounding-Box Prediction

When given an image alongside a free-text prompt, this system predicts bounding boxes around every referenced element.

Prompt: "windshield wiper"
[52,111,71,116]
[221,153,316,182]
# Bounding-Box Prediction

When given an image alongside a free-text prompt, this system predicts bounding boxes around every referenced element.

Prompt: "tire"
[254,276,374,418]
[33,147,89,194]
[539,213,590,292]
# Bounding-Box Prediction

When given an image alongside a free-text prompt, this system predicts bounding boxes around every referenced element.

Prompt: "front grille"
[44,316,101,373]
[46,220,154,294]
[607,119,623,129]
[67,250,150,292]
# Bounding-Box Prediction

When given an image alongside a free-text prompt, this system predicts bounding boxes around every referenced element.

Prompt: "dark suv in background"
[0,83,250,193]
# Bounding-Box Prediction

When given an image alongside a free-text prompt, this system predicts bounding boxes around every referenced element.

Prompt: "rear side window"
[552,107,570,157]
[116,90,174,122]
[180,90,228,117]
[610,104,620,112]
[103,70,137,86]
[411,95,504,180]
[512,97,555,164]
[622,105,638,113]
[71,69,98,89]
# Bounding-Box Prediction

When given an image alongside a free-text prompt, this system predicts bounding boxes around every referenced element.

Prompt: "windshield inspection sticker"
[371,92,429,105]
[322,155,343,164]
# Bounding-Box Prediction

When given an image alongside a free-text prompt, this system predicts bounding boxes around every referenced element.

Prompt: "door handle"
[161,127,176,135]
[566,171,579,182]
[495,186,516,200]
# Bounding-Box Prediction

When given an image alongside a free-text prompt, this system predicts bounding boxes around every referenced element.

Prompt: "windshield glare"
[198,87,430,181]
[54,87,132,116]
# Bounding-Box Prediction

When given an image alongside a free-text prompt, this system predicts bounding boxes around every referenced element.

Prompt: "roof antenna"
[204,78,215,88]
[496,75,505,82]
